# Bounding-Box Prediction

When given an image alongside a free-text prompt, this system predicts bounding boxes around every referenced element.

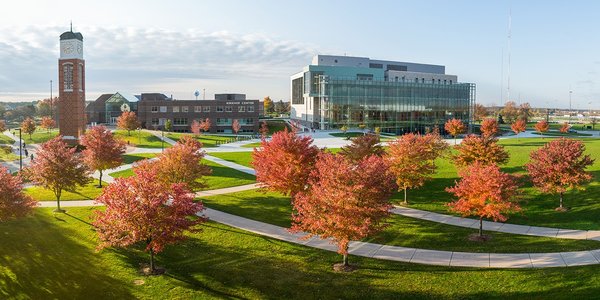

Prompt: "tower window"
[63,63,73,90]
[78,63,83,91]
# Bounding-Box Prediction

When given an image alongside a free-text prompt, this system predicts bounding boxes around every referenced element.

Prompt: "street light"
[14,128,22,171]
[161,129,164,152]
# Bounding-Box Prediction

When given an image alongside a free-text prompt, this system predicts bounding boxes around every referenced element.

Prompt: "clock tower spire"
[58,27,86,142]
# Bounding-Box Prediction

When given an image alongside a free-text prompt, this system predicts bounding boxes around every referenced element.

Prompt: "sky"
[1,0,599,109]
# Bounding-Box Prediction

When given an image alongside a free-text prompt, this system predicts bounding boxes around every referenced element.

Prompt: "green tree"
[165,119,172,132]
[263,96,274,114]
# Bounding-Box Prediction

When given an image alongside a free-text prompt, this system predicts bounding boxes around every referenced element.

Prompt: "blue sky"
[0,0,599,109]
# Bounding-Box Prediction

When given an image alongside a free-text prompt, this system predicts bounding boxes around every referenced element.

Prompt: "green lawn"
[398,138,600,230]
[165,133,243,148]
[110,159,255,191]
[0,135,18,161]
[0,133,14,144]
[17,129,59,144]
[5,207,600,299]
[121,153,157,165]
[200,190,600,253]
[531,131,593,137]
[114,130,166,148]
[209,151,254,168]
[265,119,290,134]
[24,179,104,201]
[241,142,262,148]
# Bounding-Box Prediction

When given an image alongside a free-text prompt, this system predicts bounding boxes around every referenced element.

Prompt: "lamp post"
[15,128,22,171]
[569,89,573,124]
[161,129,164,153]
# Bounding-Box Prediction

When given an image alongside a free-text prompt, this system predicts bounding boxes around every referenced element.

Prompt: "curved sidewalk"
[392,206,600,241]
[37,198,600,268]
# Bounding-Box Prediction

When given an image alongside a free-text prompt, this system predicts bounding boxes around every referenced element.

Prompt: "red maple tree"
[447,163,521,238]
[0,120,6,132]
[143,135,211,191]
[444,118,466,145]
[525,138,595,210]
[80,126,126,187]
[0,165,37,221]
[340,134,385,163]
[232,119,241,137]
[453,134,509,167]
[480,118,499,138]
[510,119,527,137]
[387,132,448,204]
[40,116,56,133]
[259,121,269,139]
[24,136,90,212]
[291,153,396,269]
[94,166,205,274]
[559,122,570,133]
[534,120,549,136]
[190,120,202,136]
[116,111,140,136]
[200,118,211,133]
[20,117,36,139]
[252,128,319,199]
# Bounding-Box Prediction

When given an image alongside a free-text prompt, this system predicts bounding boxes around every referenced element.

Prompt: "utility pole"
[507,9,512,103]
[50,80,53,120]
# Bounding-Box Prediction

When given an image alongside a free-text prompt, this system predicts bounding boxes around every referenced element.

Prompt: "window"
[387,64,408,71]
[63,63,73,90]
[225,106,232,112]
[173,118,188,125]
[151,106,158,113]
[194,106,202,112]
[238,106,245,112]
[216,118,231,125]
[159,106,167,113]
[414,78,418,83]
[182,106,189,113]
[78,63,83,91]
[216,106,224,112]
[151,118,159,125]
[240,118,254,125]
[369,63,383,69]
[292,77,304,104]
[357,74,373,81]
[203,106,210,112]
[173,106,179,112]
[247,106,254,112]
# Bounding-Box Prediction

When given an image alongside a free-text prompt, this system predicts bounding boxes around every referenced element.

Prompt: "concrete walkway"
[37,198,600,268]
[392,206,600,241]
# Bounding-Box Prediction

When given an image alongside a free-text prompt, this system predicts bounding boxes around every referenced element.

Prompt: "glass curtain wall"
[325,79,474,134]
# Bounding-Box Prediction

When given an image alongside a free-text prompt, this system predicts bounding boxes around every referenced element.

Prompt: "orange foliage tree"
[21,117,36,139]
[480,118,499,138]
[94,166,205,274]
[0,120,6,132]
[24,136,90,212]
[453,134,509,167]
[232,119,241,137]
[534,120,549,136]
[80,126,126,187]
[559,122,570,133]
[340,134,385,163]
[291,153,396,269]
[444,118,466,145]
[447,163,521,238]
[387,132,448,204]
[252,128,319,200]
[40,116,56,133]
[200,118,211,133]
[116,111,140,136]
[510,119,527,137]
[190,120,202,136]
[0,165,37,221]
[525,138,595,211]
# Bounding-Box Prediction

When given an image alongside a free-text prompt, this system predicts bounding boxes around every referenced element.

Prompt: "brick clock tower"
[58,29,86,142]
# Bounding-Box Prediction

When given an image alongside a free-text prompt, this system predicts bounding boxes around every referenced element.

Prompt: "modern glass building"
[291,55,475,134]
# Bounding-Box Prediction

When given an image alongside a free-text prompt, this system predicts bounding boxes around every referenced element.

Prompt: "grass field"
[4,207,600,299]
[264,119,290,134]
[24,179,104,201]
[0,133,14,144]
[165,133,241,148]
[241,142,262,148]
[110,159,255,191]
[200,189,600,253]
[15,129,59,144]
[114,130,166,148]
[0,135,18,162]
[531,131,594,137]
[121,153,157,165]
[209,151,254,168]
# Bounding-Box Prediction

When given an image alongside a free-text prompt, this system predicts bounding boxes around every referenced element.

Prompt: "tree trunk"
[454,136,457,145]
[55,190,64,212]
[403,188,408,205]
[150,248,155,272]
[342,253,349,266]
[98,170,103,188]
[559,192,564,209]
[479,217,483,237]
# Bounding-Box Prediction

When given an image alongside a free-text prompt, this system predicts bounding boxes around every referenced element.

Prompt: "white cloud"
[0,25,317,101]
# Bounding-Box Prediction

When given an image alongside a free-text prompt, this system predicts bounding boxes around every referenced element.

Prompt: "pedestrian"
[24,149,29,157]
[30,154,34,161]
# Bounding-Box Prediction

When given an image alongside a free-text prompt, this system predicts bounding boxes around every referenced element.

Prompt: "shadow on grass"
[0,208,135,299]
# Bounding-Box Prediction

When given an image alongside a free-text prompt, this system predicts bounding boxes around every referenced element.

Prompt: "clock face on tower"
[76,43,82,55]
[63,44,74,55]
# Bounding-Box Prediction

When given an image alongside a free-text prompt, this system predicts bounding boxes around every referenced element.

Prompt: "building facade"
[291,55,475,134]
[58,29,87,140]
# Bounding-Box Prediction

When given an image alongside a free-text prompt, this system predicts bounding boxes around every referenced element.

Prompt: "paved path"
[392,206,600,241]
[37,198,600,268]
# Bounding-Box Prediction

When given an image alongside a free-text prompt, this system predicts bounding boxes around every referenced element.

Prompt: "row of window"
[150,106,255,113]
[150,118,255,126]
[391,76,453,84]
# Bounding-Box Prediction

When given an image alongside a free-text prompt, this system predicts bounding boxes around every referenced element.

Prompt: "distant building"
[290,54,475,133]
[86,92,260,133]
